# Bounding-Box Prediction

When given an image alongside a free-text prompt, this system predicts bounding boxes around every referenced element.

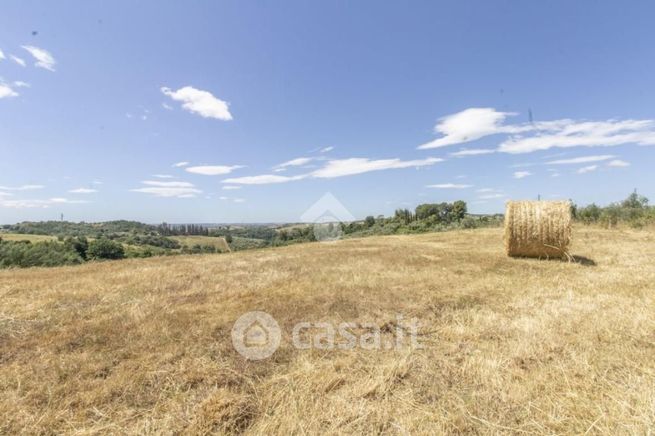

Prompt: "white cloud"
[92,180,103,185]
[426,183,473,189]
[513,171,532,179]
[450,148,495,157]
[311,157,442,178]
[499,120,655,154]
[607,159,630,167]
[274,157,313,169]
[479,193,505,199]
[162,102,173,110]
[219,196,229,200]
[419,107,655,154]
[21,46,56,71]
[161,86,232,120]
[0,197,86,209]
[222,185,241,190]
[131,180,201,198]
[418,108,518,149]
[10,55,26,67]
[185,165,243,176]
[577,165,598,174]
[0,83,19,99]
[476,188,495,193]
[546,155,615,165]
[222,174,307,185]
[68,188,97,194]
[142,180,195,188]
[0,49,5,60]
[172,161,190,167]
[0,192,13,197]
[13,81,30,88]
[152,174,175,179]
[0,184,45,191]
[320,146,334,153]
[222,156,443,185]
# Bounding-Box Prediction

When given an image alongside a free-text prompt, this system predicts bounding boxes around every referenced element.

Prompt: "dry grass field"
[0,233,57,243]
[1,226,654,434]
[171,236,231,252]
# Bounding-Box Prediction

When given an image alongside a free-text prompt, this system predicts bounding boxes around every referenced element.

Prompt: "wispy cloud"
[607,159,630,167]
[222,185,241,190]
[22,46,56,71]
[0,184,45,191]
[545,155,615,165]
[479,193,505,199]
[68,188,97,194]
[161,102,173,110]
[274,157,313,170]
[319,146,334,153]
[13,80,29,88]
[450,148,495,157]
[142,180,195,187]
[0,82,19,99]
[311,157,442,178]
[222,174,307,185]
[513,171,532,179]
[577,165,598,174]
[0,49,5,60]
[222,156,443,185]
[130,180,201,198]
[418,107,655,154]
[152,174,175,179]
[172,161,190,168]
[426,183,473,189]
[185,165,244,176]
[10,55,25,67]
[0,197,87,209]
[161,86,232,120]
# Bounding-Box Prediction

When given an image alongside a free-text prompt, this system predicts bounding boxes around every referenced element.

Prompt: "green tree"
[87,238,125,260]
[452,200,467,221]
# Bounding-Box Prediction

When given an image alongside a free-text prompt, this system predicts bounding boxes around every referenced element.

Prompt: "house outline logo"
[231,311,281,360]
[300,192,355,242]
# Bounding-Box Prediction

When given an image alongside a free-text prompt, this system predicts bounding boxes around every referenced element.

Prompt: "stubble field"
[1,226,654,434]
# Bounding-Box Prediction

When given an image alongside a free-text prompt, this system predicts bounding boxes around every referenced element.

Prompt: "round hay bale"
[504,200,572,258]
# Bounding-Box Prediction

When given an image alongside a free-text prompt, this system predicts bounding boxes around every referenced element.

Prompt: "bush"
[87,238,125,260]
[0,240,82,268]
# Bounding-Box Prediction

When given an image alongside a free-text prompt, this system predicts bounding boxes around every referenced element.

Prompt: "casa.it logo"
[231,311,282,360]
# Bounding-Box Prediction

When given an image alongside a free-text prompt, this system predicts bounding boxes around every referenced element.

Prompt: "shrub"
[87,238,125,260]
[0,240,82,268]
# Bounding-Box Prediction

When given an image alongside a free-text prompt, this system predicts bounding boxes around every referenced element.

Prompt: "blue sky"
[1,1,654,224]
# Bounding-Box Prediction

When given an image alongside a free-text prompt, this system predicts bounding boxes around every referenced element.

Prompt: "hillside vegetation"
[1,226,654,433]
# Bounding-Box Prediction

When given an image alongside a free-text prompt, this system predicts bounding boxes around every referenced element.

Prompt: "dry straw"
[504,200,572,259]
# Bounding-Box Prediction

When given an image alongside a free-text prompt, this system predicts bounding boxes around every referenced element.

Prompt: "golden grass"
[1,227,654,434]
[171,235,231,252]
[0,233,57,243]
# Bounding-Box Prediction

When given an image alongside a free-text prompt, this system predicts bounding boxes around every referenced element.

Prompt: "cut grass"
[0,226,654,434]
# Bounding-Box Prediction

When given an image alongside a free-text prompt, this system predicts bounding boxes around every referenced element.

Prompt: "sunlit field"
[0,233,57,243]
[1,226,654,434]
